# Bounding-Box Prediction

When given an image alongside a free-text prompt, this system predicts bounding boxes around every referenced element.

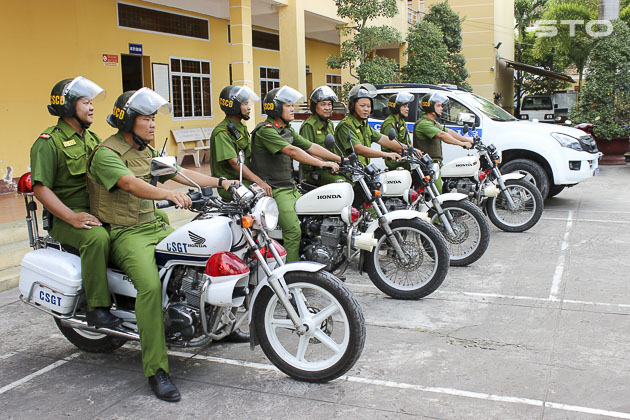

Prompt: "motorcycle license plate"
[594,167,599,176]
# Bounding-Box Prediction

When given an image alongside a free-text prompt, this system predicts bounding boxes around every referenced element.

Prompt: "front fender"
[500,172,526,181]
[364,209,430,234]
[434,192,468,203]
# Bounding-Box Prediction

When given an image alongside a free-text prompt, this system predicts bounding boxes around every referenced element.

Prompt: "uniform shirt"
[253,117,312,155]
[299,114,335,174]
[413,114,448,161]
[30,118,101,210]
[89,133,178,191]
[210,117,251,181]
[335,113,381,165]
[380,114,411,170]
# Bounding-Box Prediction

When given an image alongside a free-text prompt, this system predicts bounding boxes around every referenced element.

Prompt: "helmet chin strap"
[132,132,150,150]
[240,112,250,121]
[74,114,92,130]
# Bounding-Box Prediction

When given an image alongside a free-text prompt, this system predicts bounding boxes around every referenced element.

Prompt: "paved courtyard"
[1,164,629,419]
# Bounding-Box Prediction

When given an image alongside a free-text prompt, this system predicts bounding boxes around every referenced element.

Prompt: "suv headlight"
[551,133,583,151]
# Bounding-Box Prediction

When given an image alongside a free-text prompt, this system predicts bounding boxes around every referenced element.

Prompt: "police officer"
[414,92,473,192]
[380,91,417,170]
[30,77,121,329]
[334,83,404,165]
[210,85,272,200]
[299,86,344,185]
[249,86,341,263]
[87,88,236,402]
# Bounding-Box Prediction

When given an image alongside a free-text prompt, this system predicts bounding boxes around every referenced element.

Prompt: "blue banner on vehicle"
[368,120,482,139]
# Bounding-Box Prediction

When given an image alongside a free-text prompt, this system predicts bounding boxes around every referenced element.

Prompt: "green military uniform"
[30,118,111,310]
[87,133,177,378]
[210,117,252,201]
[380,114,411,171]
[334,113,382,166]
[413,114,448,192]
[250,118,312,263]
[299,114,344,185]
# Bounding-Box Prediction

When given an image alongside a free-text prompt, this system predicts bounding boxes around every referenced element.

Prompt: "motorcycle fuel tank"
[295,182,354,215]
[440,156,480,177]
[381,169,412,197]
[156,217,233,258]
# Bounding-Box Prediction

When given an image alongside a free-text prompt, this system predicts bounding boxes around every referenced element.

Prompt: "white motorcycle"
[380,129,490,267]
[16,157,366,382]
[440,113,543,232]
[276,135,450,300]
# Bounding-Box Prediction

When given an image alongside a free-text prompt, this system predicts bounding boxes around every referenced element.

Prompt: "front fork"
[492,167,517,210]
[247,229,308,335]
[373,197,410,264]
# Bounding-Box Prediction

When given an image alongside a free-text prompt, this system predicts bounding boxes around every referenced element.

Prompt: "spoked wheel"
[54,318,126,353]
[486,179,543,232]
[365,219,450,299]
[253,270,365,382]
[429,200,490,266]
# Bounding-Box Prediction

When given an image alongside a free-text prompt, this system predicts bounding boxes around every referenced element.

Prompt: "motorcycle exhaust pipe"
[59,317,140,341]
[483,184,500,198]
[352,232,378,252]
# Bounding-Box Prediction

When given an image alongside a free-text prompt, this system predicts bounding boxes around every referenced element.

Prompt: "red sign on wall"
[102,54,119,66]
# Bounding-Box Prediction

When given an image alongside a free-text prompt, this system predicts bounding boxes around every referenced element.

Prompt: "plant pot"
[595,137,630,165]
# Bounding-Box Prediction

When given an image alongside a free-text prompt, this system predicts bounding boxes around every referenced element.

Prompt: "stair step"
[0,266,21,293]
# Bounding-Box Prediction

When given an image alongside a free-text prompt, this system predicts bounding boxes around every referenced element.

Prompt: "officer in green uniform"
[380,92,416,171]
[249,86,342,263]
[30,76,121,329]
[414,92,473,192]
[87,88,236,402]
[299,85,344,186]
[210,85,272,200]
[334,83,405,166]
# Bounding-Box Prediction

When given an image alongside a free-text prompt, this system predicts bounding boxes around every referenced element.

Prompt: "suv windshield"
[466,93,517,121]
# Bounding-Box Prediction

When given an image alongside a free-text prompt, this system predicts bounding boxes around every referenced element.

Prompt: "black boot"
[148,370,181,402]
[86,308,122,328]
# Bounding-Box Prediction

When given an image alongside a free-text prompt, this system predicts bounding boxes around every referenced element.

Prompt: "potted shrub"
[570,20,630,164]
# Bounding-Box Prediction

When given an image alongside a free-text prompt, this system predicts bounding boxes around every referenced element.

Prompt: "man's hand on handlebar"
[166,191,193,209]
[222,179,239,191]
[320,161,340,173]
[384,152,402,161]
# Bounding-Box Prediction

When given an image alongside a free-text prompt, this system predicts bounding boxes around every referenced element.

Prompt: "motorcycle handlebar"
[156,200,174,209]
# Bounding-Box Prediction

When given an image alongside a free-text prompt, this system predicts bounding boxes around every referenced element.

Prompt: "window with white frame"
[170,57,211,119]
[326,74,342,98]
[259,66,280,114]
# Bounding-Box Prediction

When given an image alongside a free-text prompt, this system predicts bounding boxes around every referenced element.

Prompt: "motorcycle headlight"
[251,197,279,231]
[430,162,440,181]
[551,133,583,151]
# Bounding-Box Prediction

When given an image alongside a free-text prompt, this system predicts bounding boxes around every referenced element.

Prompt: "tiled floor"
[0,162,212,225]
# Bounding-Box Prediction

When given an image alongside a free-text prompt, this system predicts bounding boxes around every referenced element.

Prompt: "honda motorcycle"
[379,129,490,267]
[440,114,543,232]
[276,134,450,300]
[16,157,365,382]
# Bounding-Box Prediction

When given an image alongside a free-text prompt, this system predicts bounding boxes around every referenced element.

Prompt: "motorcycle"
[16,156,366,382]
[440,113,543,233]
[277,134,450,300]
[380,128,490,267]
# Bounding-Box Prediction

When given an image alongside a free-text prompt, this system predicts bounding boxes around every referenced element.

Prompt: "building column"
[278,0,307,95]
[229,0,255,127]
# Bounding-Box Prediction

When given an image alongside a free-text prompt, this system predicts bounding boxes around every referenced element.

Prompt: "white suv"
[369,84,600,198]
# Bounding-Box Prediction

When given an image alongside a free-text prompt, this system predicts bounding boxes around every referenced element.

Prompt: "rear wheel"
[54,318,126,353]
[486,179,543,232]
[365,219,450,299]
[253,270,365,382]
[500,159,549,199]
[429,200,490,266]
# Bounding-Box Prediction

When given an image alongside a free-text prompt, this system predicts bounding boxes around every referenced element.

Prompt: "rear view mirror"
[457,112,476,128]
[388,128,396,141]
[150,156,178,177]
[324,134,335,151]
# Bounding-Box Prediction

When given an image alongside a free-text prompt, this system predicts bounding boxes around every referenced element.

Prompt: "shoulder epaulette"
[264,124,272,128]
[39,133,51,139]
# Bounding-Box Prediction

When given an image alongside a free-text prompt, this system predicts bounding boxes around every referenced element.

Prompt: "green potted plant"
[570,19,630,164]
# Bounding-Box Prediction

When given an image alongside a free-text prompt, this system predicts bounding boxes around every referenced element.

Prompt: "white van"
[368,84,599,198]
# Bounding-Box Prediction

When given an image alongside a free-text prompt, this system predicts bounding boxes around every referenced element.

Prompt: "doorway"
[121,54,151,92]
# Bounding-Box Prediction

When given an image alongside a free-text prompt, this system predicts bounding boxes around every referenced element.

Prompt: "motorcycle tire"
[486,178,543,232]
[54,318,127,353]
[428,200,490,267]
[365,219,450,299]
[253,270,365,383]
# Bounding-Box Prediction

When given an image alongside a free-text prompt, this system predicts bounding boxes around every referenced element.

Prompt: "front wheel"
[486,179,543,232]
[365,219,450,299]
[54,318,127,353]
[253,271,365,382]
[429,200,491,267]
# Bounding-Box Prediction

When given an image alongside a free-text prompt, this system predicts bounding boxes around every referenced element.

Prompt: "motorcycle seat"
[59,242,123,272]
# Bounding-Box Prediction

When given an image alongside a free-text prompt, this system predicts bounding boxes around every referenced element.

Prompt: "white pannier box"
[19,248,83,314]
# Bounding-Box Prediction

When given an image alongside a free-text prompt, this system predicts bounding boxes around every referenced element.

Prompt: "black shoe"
[148,370,181,402]
[223,329,250,343]
[86,308,123,329]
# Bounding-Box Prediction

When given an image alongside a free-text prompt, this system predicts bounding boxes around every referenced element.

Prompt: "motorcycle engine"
[164,303,197,339]
[302,217,346,269]
[164,266,204,339]
[384,197,407,212]
[448,179,477,197]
